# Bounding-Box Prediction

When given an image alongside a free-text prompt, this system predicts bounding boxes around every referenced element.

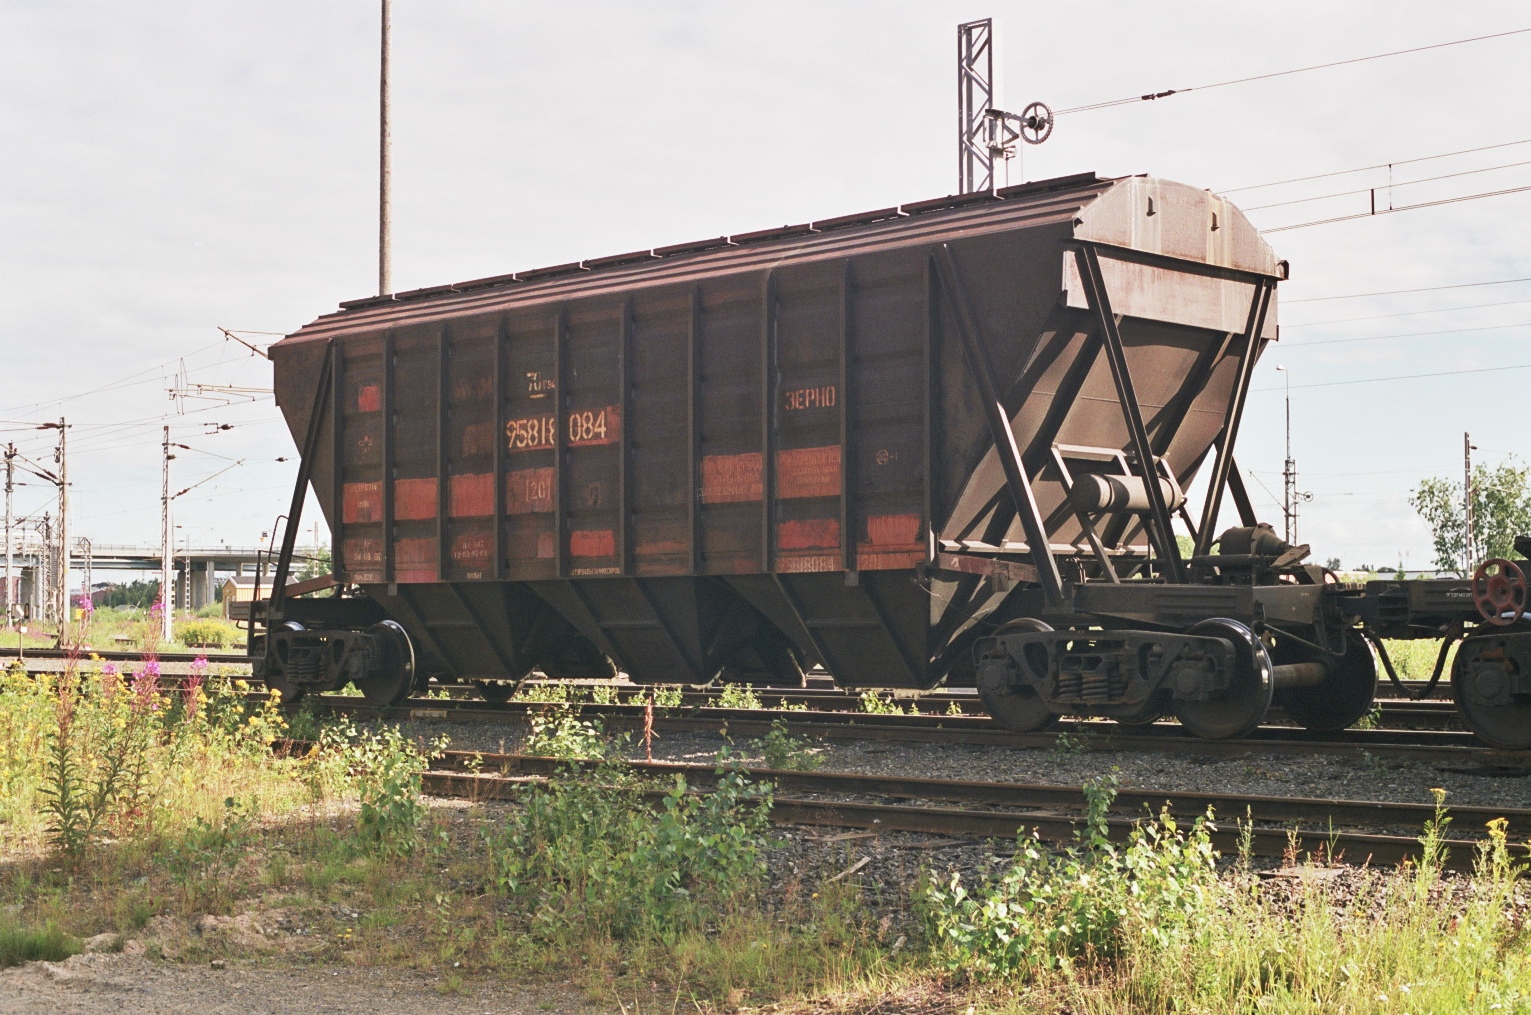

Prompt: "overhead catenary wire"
[1282,320,1531,347]
[1055,27,1531,115]
[1286,277,1531,303]
[1222,138,1531,193]
[1284,297,1531,328]
[1243,159,1531,211]
[1262,183,1531,232]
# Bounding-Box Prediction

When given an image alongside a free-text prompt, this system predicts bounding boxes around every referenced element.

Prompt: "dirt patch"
[0,950,602,1014]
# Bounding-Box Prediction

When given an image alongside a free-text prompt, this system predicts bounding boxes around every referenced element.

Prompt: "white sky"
[2,1,1529,576]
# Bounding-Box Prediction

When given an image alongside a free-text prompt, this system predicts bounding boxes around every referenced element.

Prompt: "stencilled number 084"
[567,409,608,444]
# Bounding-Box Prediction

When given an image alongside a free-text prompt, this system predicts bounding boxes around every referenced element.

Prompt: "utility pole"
[161,425,174,643]
[1464,432,1477,573]
[3,443,13,629]
[56,418,68,641]
[378,0,392,296]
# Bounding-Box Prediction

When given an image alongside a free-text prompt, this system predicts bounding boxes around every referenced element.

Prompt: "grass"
[0,922,79,968]
[3,654,1531,1012]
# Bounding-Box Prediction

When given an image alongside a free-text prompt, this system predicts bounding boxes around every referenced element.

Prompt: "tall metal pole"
[56,418,68,641]
[161,425,174,643]
[957,19,995,194]
[378,0,392,296]
[3,443,13,630]
[1277,366,1295,543]
[1464,432,1475,573]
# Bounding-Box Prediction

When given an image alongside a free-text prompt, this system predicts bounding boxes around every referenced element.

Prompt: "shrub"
[922,775,1219,979]
[174,619,240,648]
[346,726,441,857]
[487,762,773,942]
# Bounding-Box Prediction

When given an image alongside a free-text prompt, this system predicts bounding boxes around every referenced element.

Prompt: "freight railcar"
[253,171,1531,748]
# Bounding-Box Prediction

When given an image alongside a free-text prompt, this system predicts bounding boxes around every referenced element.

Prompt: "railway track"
[310,694,1526,766]
[411,749,1527,872]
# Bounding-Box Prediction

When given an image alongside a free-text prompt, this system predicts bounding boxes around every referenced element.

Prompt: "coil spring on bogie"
[284,653,319,683]
[1056,670,1084,701]
[1057,653,1127,704]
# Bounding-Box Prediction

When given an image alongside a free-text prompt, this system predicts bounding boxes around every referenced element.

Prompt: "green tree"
[1410,462,1531,576]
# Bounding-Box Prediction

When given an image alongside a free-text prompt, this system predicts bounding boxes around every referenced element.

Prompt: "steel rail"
[414,752,1525,872]
[312,695,1524,765]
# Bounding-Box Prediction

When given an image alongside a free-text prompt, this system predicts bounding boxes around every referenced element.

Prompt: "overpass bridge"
[2,541,297,619]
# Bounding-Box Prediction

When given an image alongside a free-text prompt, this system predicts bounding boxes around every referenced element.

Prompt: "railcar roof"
[277,171,1280,347]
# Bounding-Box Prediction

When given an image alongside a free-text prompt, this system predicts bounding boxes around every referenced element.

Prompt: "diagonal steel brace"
[933,244,1064,607]
[1194,279,1274,555]
[1072,244,1186,583]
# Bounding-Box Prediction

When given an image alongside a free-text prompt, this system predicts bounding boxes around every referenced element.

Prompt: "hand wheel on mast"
[1473,558,1527,627]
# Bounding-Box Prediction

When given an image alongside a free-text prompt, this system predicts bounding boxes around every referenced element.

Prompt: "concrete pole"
[161,425,174,643]
[378,0,392,296]
[3,443,13,629]
[57,418,68,641]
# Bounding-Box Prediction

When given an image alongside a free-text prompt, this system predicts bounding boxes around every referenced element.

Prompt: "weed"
[858,690,903,715]
[716,683,761,710]
[349,727,443,857]
[650,686,683,709]
[1049,730,1087,758]
[754,718,821,771]
[946,699,964,716]
[1351,703,1383,730]
[589,685,619,705]
[161,796,254,912]
[523,702,606,759]
[776,697,809,712]
[486,761,773,942]
[516,683,583,704]
[922,775,1218,979]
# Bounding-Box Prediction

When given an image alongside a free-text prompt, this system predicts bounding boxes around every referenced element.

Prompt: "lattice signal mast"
[957,18,1053,194]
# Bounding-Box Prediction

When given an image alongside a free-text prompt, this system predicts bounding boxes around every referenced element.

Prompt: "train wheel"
[978,618,1059,733]
[473,680,516,704]
[1453,633,1531,749]
[258,623,307,706]
[1173,618,1273,740]
[358,620,415,707]
[1274,628,1377,732]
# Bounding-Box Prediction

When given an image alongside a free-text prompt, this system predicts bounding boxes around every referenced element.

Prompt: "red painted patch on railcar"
[342,537,382,584]
[777,518,840,550]
[701,452,763,503]
[448,473,494,518]
[342,482,382,524]
[393,538,437,583]
[569,529,616,558]
[393,478,438,521]
[450,530,493,572]
[866,513,922,546]
[356,384,381,413]
[506,467,554,514]
[776,445,841,499]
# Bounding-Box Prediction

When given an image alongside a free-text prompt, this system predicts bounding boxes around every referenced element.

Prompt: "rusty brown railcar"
[262,171,1531,745]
